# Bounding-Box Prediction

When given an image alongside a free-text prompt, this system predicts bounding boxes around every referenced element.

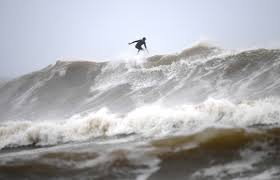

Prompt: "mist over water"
[1,43,280,180]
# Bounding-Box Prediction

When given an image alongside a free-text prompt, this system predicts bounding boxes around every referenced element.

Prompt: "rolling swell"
[149,127,280,180]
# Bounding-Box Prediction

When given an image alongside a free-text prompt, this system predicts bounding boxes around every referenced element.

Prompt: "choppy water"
[1,43,280,179]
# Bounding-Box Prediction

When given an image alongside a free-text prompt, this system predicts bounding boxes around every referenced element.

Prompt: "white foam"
[1,98,280,149]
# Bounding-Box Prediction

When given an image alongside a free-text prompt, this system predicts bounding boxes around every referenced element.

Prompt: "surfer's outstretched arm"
[128,40,139,45]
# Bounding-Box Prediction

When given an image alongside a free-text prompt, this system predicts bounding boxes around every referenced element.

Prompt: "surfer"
[128,37,148,54]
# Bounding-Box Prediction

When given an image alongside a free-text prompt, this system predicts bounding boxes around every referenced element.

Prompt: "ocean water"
[1,43,280,180]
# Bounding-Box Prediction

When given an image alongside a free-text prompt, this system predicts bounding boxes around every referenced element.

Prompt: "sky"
[1,0,280,77]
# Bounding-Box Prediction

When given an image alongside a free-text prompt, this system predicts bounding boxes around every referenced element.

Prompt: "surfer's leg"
[137,47,143,54]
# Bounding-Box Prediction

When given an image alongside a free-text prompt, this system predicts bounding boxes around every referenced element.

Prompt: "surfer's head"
[142,37,146,41]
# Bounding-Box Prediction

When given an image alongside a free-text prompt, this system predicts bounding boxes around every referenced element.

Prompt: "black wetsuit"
[135,40,146,50]
[129,39,147,53]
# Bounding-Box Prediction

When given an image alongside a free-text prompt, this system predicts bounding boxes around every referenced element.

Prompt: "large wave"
[1,43,280,149]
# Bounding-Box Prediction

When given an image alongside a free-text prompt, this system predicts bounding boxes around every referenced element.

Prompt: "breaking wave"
[1,97,280,149]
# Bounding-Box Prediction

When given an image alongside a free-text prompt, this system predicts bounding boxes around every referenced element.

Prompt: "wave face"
[1,43,280,180]
[1,44,280,122]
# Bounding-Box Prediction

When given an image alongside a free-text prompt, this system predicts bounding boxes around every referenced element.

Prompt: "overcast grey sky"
[1,0,280,77]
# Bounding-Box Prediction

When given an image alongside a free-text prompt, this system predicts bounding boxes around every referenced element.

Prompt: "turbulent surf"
[1,43,280,180]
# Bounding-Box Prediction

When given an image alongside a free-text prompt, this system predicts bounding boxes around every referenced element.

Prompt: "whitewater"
[1,43,280,180]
